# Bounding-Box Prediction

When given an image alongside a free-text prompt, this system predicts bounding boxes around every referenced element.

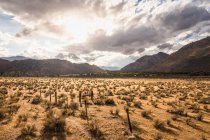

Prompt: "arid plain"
[0,77,209,140]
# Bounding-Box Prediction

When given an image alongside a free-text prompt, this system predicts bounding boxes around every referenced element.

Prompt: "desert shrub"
[155,133,163,140]
[15,114,28,127]
[7,105,20,115]
[94,99,105,105]
[122,96,134,102]
[107,90,114,96]
[186,119,201,130]
[69,102,79,116]
[172,115,181,121]
[9,95,19,104]
[89,120,104,139]
[199,97,210,104]
[110,108,120,117]
[139,94,147,100]
[42,111,67,138]
[134,101,142,109]
[31,95,42,104]
[197,113,204,121]
[154,120,166,130]
[201,135,208,140]
[105,98,115,106]
[0,109,6,120]
[151,100,158,108]
[0,87,8,95]
[154,120,176,134]
[80,110,87,119]
[17,124,37,140]
[189,104,200,113]
[167,108,186,116]
[69,102,79,111]
[15,91,23,97]
[141,111,152,120]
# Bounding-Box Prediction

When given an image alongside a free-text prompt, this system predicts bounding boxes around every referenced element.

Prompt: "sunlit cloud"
[0,0,210,68]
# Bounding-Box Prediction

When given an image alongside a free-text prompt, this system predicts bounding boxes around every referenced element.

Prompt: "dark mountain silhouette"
[121,52,169,72]
[0,56,29,61]
[149,36,210,72]
[121,37,210,73]
[0,59,104,76]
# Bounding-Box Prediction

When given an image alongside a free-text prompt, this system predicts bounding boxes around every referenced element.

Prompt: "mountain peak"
[0,59,104,76]
[0,56,29,61]
[121,52,169,72]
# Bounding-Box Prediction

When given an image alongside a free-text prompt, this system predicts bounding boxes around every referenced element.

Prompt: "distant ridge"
[0,59,104,76]
[121,52,169,72]
[149,37,210,72]
[0,56,30,61]
[121,37,210,73]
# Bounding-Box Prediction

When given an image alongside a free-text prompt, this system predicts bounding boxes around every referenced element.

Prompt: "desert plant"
[42,110,67,139]
[197,113,204,121]
[31,95,42,104]
[89,120,104,139]
[105,98,115,106]
[110,108,120,117]
[141,111,152,120]
[17,124,37,140]
[155,133,163,140]
[134,101,142,109]
[154,120,166,130]
[15,114,28,127]
[69,102,79,116]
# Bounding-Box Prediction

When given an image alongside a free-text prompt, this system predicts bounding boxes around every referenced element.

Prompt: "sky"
[0,0,210,70]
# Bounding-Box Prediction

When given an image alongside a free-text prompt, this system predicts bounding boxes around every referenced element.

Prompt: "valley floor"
[0,77,209,140]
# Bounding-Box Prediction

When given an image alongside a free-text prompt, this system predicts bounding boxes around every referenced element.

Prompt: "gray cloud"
[157,43,173,49]
[1,0,210,58]
[110,1,126,15]
[66,25,165,54]
[0,0,85,20]
[55,53,80,61]
[161,5,210,31]
[16,28,36,37]
[16,21,64,37]
[66,3,210,55]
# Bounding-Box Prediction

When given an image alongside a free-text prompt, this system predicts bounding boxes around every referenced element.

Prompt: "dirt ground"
[0,77,209,140]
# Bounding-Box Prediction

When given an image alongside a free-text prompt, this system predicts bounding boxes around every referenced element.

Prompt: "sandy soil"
[0,77,209,140]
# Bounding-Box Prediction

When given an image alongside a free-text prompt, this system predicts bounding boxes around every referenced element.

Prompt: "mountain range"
[0,56,29,61]
[121,52,169,72]
[0,59,104,76]
[0,36,209,76]
[121,36,210,73]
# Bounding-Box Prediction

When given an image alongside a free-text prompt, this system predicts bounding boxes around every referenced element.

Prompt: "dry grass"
[0,77,209,140]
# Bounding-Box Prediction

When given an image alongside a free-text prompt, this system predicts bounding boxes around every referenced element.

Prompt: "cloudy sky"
[0,0,210,69]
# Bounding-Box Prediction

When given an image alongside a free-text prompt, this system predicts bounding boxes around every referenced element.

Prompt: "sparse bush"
[42,110,67,139]
[15,114,28,127]
[0,87,8,95]
[80,110,87,119]
[0,109,6,120]
[69,102,78,109]
[154,120,166,130]
[141,111,152,120]
[89,120,104,139]
[134,101,142,109]
[197,113,204,121]
[94,99,105,105]
[17,124,37,140]
[110,108,120,117]
[155,133,163,140]
[105,98,115,106]
[31,95,42,104]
